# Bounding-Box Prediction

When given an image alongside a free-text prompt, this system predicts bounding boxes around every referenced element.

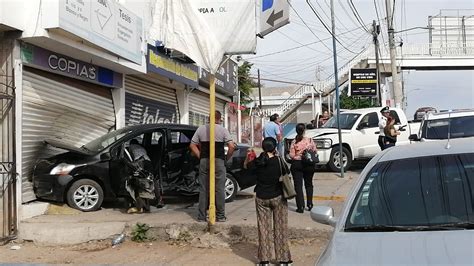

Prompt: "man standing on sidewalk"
[190,111,235,222]
[264,113,283,154]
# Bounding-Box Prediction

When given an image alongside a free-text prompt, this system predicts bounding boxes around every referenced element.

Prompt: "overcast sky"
[244,0,474,117]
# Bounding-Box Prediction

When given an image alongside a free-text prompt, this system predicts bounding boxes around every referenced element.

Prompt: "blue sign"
[262,0,273,12]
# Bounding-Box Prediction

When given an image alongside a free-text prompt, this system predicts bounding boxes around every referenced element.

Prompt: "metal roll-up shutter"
[125,76,179,126]
[189,90,225,126]
[22,68,116,202]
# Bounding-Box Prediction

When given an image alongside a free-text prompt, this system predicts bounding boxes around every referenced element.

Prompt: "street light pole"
[330,0,344,178]
[385,0,403,108]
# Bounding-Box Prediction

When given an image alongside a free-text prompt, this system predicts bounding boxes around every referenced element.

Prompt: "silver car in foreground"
[312,138,474,265]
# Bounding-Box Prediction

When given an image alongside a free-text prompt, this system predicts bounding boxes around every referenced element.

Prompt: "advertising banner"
[125,92,177,126]
[45,0,143,64]
[350,68,377,96]
[21,43,123,88]
[147,45,199,88]
[150,0,256,73]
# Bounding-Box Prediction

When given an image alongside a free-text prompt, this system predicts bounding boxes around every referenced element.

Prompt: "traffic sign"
[259,0,290,37]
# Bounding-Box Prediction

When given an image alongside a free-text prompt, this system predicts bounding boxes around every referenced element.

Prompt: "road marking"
[312,195,345,202]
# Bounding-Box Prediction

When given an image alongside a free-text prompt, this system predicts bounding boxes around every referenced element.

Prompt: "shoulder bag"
[277,156,296,199]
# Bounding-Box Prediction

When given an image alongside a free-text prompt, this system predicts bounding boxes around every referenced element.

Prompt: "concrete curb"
[20,220,332,246]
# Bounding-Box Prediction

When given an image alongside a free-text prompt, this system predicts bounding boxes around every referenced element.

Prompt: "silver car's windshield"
[421,116,474,140]
[345,153,474,231]
[323,113,361,129]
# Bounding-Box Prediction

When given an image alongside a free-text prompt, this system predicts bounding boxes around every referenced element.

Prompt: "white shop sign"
[47,0,142,64]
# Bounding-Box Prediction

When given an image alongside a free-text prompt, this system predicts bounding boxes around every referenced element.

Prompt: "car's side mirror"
[409,134,419,141]
[310,206,337,227]
[100,152,111,162]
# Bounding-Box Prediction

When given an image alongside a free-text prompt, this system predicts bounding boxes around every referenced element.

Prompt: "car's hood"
[285,128,349,139]
[320,230,474,265]
[45,139,91,155]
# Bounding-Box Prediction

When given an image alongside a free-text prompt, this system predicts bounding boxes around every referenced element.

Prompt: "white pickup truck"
[284,107,416,172]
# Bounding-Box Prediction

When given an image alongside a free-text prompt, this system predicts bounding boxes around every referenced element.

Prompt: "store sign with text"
[125,92,177,126]
[147,45,199,88]
[199,58,238,95]
[21,43,122,88]
[44,0,142,63]
[350,68,377,96]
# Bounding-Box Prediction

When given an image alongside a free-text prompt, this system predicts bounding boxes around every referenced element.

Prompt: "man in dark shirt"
[189,111,235,222]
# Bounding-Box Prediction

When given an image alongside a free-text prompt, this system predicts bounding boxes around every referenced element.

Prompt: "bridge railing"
[378,43,474,57]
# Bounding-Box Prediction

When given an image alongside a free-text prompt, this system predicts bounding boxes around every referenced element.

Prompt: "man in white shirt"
[378,106,391,150]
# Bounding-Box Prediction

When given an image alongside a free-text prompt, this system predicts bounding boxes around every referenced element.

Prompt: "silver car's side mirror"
[310,206,337,227]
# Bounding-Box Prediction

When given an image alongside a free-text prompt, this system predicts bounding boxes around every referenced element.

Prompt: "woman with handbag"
[289,123,317,213]
[244,137,292,266]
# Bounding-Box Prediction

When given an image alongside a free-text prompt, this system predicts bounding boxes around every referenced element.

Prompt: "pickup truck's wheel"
[66,179,104,212]
[225,174,239,202]
[328,146,352,172]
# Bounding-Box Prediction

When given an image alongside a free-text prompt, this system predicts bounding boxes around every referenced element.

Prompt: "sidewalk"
[19,170,359,246]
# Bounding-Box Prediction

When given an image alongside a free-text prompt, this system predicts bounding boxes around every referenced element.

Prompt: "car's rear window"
[346,153,474,229]
[422,116,474,139]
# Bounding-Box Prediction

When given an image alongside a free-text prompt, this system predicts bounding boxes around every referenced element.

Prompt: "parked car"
[310,138,474,265]
[413,106,437,121]
[33,124,256,211]
[284,107,414,172]
[410,109,474,142]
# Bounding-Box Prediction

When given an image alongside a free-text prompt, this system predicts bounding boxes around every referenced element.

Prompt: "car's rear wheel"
[66,179,104,212]
[328,146,352,172]
[225,174,239,202]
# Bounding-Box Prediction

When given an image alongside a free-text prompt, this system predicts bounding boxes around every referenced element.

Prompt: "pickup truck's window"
[359,112,379,128]
[422,116,474,139]
[346,153,474,231]
[323,113,361,129]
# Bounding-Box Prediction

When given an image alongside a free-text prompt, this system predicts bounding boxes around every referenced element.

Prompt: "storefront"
[19,44,123,202]
[125,45,199,126]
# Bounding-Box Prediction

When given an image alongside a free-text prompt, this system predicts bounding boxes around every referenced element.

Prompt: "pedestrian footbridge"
[265,43,474,122]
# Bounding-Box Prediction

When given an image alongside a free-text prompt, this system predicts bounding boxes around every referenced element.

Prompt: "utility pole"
[372,20,382,107]
[258,69,264,140]
[330,0,344,178]
[385,0,403,108]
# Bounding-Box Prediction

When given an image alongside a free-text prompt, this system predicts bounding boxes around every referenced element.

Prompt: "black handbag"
[277,156,296,199]
[302,149,319,165]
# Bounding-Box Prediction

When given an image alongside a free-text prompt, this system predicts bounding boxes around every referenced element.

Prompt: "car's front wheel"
[328,146,352,172]
[66,179,104,212]
[224,174,239,202]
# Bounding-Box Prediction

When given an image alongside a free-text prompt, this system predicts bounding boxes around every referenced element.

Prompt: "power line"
[277,30,329,54]
[306,0,364,55]
[289,1,333,53]
[249,76,313,86]
[246,22,372,60]
[347,0,371,33]
[323,0,360,38]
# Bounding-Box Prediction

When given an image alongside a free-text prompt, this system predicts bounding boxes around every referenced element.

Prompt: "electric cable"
[289,1,334,53]
[305,0,364,54]
[246,22,372,59]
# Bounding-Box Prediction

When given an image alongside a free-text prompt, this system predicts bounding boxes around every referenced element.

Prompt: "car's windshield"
[422,116,474,139]
[82,128,132,153]
[345,153,474,231]
[323,113,361,129]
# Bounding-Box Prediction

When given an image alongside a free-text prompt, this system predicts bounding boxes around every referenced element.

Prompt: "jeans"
[290,160,314,210]
[197,158,226,220]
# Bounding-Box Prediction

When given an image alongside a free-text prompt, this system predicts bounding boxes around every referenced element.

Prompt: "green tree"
[238,61,257,114]
[339,87,377,109]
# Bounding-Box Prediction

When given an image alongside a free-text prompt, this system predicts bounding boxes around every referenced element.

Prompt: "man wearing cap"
[378,107,391,150]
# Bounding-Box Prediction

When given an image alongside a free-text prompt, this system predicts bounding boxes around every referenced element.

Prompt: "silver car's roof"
[378,138,473,162]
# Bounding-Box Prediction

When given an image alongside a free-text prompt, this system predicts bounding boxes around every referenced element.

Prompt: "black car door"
[109,133,147,197]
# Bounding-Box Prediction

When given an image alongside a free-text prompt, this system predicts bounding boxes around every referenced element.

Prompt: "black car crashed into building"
[33,124,256,211]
